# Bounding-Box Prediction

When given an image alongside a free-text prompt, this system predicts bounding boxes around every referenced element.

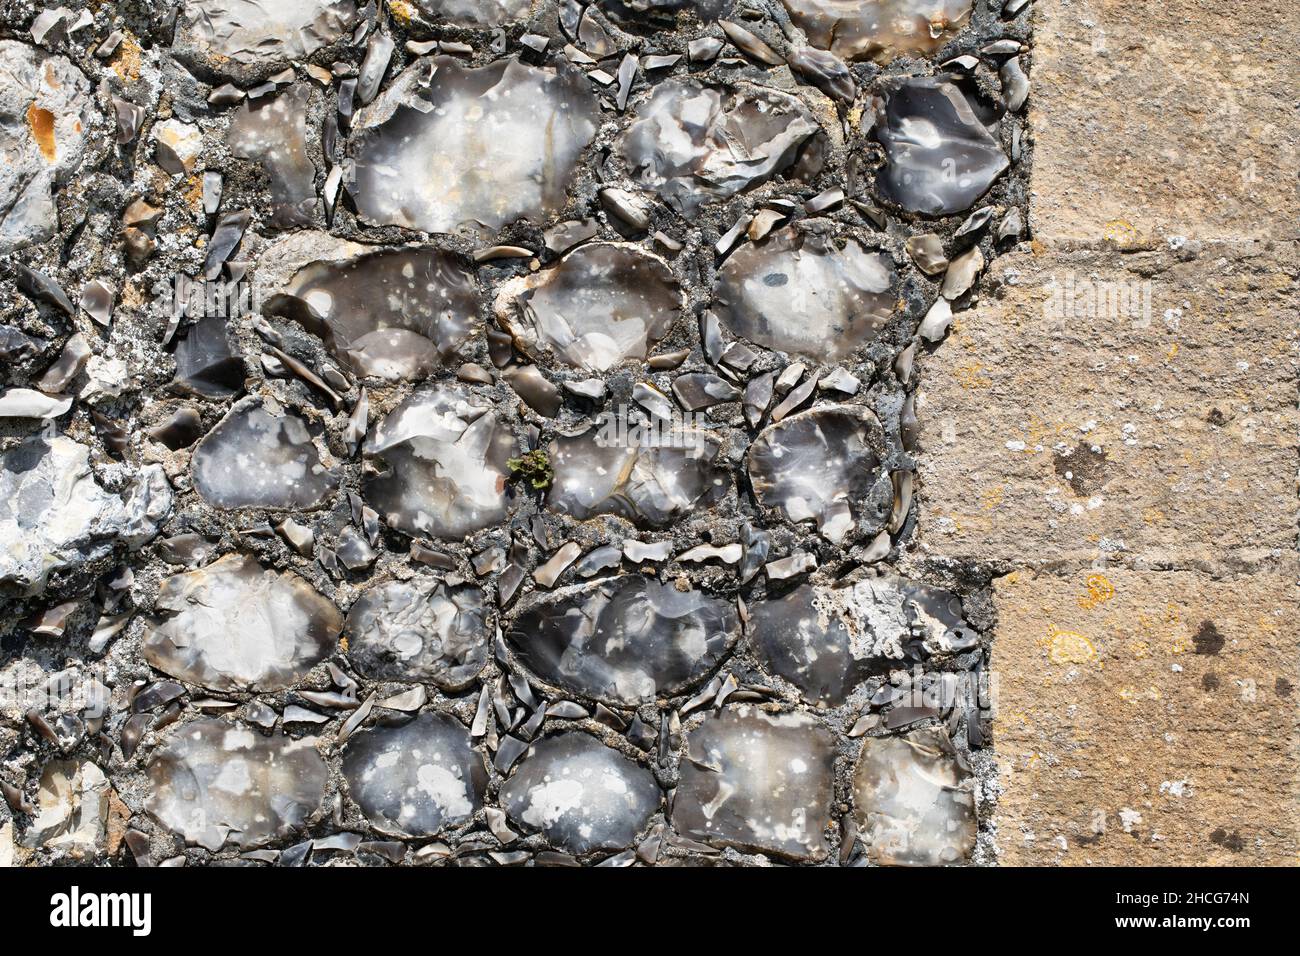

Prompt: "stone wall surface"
[0,0,1294,871]
[934,0,1300,866]
[1030,0,1299,244]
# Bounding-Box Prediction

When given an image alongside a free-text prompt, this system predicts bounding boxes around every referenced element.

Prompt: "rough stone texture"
[10,0,1290,874]
[915,243,1298,570]
[172,0,359,83]
[145,720,329,851]
[1029,0,1299,244]
[992,563,1298,865]
[0,437,129,596]
[0,40,100,253]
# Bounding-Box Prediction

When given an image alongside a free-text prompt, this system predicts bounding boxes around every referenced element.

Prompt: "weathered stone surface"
[410,0,535,26]
[227,84,316,230]
[599,0,731,29]
[170,316,246,400]
[749,584,872,707]
[192,399,339,511]
[345,578,489,690]
[915,244,1298,568]
[872,77,1008,216]
[21,760,110,858]
[342,712,487,838]
[992,563,1298,865]
[618,78,826,218]
[673,705,835,861]
[546,428,731,528]
[0,41,99,252]
[362,385,516,540]
[499,732,660,855]
[146,720,329,851]
[713,229,897,360]
[747,405,886,544]
[143,554,342,693]
[347,56,599,237]
[494,243,683,372]
[508,576,739,705]
[780,0,971,63]
[853,727,976,866]
[749,577,969,706]
[268,242,479,381]
[1029,0,1298,243]
[0,437,128,596]
[173,0,359,83]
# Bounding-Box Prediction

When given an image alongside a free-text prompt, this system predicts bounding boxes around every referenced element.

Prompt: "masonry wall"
[930,0,1300,864]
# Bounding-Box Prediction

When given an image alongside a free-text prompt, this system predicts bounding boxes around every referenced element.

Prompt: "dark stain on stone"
[1201,672,1220,691]
[1193,621,1225,656]
[1073,831,1102,846]
[1052,442,1108,495]
[1275,677,1293,697]
[1209,828,1244,852]
[1205,407,1227,427]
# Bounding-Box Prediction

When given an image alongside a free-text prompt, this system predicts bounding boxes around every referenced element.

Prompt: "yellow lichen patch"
[1077,573,1114,610]
[183,175,204,210]
[1102,218,1138,244]
[980,486,1004,512]
[1041,624,1096,665]
[953,363,991,389]
[26,104,57,161]
[112,34,143,83]
[388,0,415,24]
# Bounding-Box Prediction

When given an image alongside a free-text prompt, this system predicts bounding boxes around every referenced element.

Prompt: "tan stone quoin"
[920,0,1300,865]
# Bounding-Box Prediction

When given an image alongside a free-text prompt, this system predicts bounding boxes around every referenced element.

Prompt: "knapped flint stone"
[347,56,599,237]
[780,0,972,63]
[507,576,739,705]
[0,41,99,253]
[411,0,535,26]
[713,228,897,361]
[747,583,873,707]
[499,732,660,855]
[227,84,316,230]
[872,77,1009,216]
[673,705,835,861]
[852,726,976,865]
[749,576,966,704]
[21,759,109,857]
[192,399,339,511]
[142,553,342,693]
[0,437,128,596]
[270,245,479,381]
[345,578,489,690]
[747,405,884,544]
[618,78,824,218]
[494,243,683,372]
[172,0,359,83]
[0,324,44,361]
[546,429,730,528]
[342,712,487,838]
[825,574,968,660]
[146,719,329,851]
[170,316,246,399]
[597,0,733,31]
[362,385,516,540]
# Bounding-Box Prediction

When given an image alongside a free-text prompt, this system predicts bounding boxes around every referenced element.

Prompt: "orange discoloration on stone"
[112,35,143,82]
[27,104,57,161]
